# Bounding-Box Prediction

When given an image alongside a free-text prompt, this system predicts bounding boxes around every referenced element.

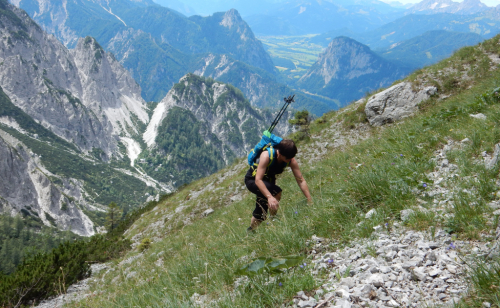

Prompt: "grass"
[66,36,500,308]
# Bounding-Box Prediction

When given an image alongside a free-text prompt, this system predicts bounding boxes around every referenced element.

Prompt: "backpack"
[247,130,284,177]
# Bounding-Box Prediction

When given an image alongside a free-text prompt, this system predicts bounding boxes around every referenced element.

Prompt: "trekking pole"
[268,95,294,133]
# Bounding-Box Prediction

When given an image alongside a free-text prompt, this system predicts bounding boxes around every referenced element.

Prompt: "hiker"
[245,138,312,231]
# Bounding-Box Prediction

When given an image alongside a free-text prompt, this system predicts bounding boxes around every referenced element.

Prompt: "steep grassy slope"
[67,35,500,307]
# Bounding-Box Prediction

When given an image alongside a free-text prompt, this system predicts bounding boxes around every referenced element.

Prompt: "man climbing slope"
[244,138,312,231]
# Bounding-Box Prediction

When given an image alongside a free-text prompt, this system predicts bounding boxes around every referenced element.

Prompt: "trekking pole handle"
[268,94,295,133]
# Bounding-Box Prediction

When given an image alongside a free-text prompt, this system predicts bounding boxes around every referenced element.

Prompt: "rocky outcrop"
[144,73,292,159]
[0,3,147,157]
[364,82,437,126]
[0,129,94,236]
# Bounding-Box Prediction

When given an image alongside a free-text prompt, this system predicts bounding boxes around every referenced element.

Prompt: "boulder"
[365,82,437,126]
[485,143,500,170]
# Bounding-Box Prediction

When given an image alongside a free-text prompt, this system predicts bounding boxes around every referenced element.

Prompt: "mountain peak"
[219,8,242,29]
[408,0,489,14]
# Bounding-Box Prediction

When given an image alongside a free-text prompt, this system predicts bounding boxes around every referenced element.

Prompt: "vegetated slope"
[0,214,80,275]
[298,37,411,106]
[139,74,294,188]
[12,0,323,112]
[310,10,500,50]
[377,30,484,69]
[65,35,500,307]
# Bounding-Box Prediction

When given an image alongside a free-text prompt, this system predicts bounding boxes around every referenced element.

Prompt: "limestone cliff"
[298,37,410,106]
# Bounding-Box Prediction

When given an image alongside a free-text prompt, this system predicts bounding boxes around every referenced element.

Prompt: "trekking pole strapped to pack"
[268,95,294,133]
[247,95,295,171]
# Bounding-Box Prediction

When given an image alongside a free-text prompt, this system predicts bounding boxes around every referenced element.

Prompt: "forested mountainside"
[11,0,325,112]
[140,73,293,187]
[298,37,411,104]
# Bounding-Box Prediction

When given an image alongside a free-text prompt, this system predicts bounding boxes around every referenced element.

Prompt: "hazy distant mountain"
[149,0,286,16]
[407,0,490,15]
[311,12,500,49]
[377,30,484,68]
[384,1,414,9]
[152,0,197,15]
[297,37,410,104]
[245,0,405,35]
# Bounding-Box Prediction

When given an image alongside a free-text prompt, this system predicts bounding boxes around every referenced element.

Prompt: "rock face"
[364,82,437,126]
[0,130,94,236]
[298,37,410,106]
[142,73,293,187]
[0,0,167,234]
[0,3,147,156]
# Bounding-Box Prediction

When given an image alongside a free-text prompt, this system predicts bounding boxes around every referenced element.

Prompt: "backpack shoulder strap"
[251,145,274,177]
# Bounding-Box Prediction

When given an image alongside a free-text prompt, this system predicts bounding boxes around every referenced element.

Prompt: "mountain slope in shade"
[298,36,411,104]
[377,30,484,68]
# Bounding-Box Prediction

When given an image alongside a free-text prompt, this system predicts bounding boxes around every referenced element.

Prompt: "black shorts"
[244,176,282,221]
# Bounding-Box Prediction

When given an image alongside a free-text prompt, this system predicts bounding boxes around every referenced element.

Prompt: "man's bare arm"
[255,151,280,210]
[290,158,312,203]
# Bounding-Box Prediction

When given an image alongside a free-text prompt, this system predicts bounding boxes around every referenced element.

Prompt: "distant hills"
[407,0,489,15]
[245,0,405,36]
[310,10,500,49]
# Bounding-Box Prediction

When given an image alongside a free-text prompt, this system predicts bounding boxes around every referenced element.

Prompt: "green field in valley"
[258,35,325,82]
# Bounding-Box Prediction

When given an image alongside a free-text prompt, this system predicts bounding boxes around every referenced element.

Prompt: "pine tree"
[106,202,122,232]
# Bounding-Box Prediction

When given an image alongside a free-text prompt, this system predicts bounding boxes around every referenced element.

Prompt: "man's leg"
[245,177,282,231]
[249,191,282,230]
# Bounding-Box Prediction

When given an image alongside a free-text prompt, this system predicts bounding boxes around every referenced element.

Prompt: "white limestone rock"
[365,82,437,126]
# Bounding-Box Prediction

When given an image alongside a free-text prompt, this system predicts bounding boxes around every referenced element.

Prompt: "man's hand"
[268,196,279,211]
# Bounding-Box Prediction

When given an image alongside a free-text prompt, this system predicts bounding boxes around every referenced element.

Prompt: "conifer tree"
[289,110,312,139]
[106,202,122,231]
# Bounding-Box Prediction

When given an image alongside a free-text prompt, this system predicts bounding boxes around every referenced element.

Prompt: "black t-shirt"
[245,159,288,183]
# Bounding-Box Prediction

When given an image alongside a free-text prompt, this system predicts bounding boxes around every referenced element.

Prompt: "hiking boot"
[246,226,255,233]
